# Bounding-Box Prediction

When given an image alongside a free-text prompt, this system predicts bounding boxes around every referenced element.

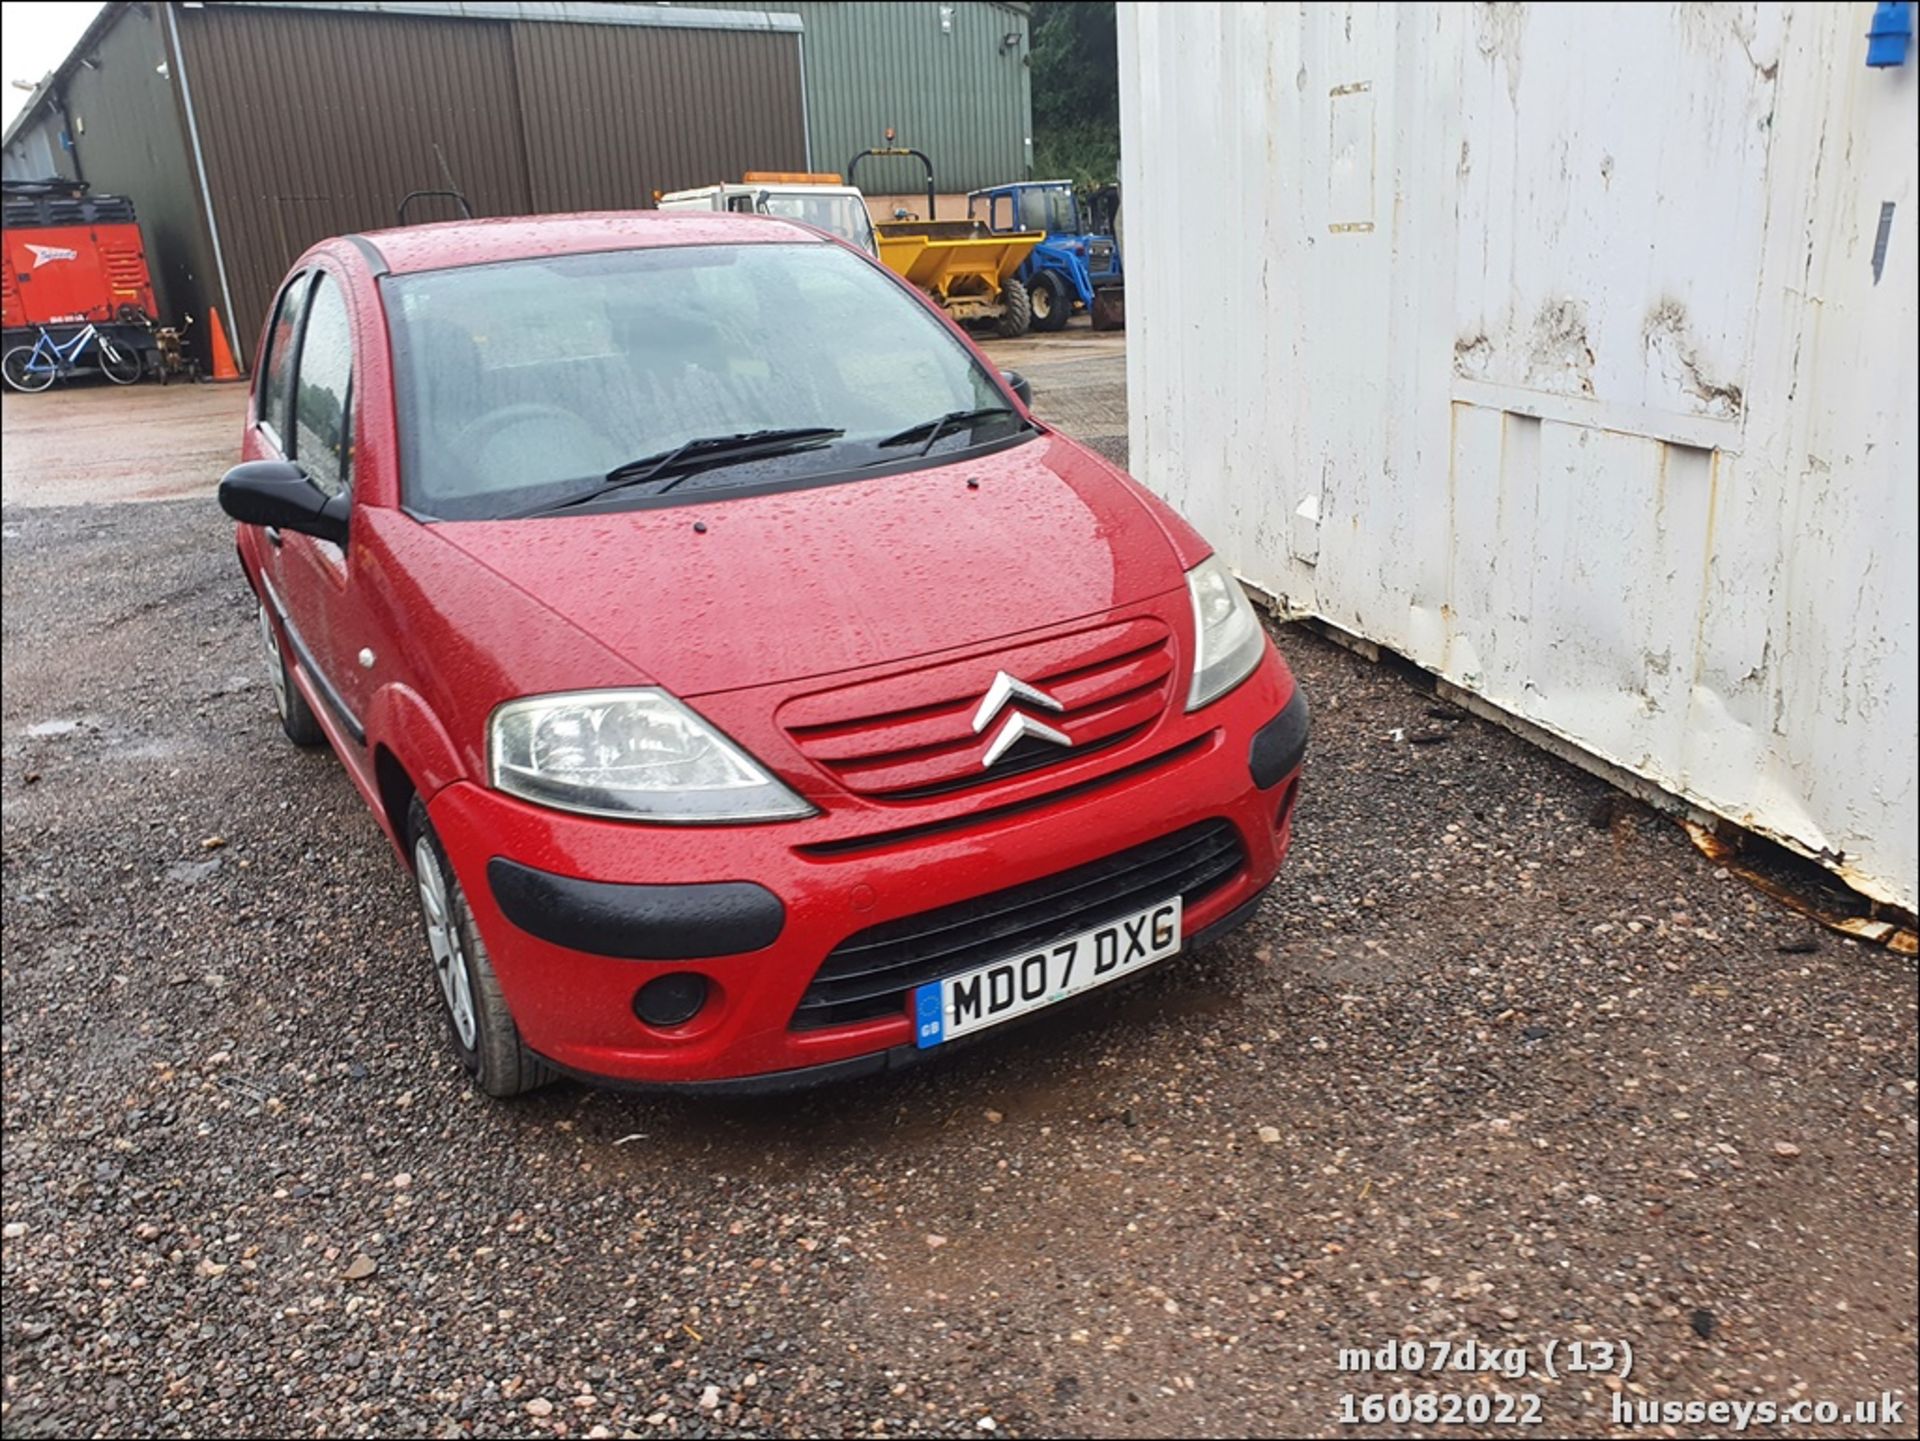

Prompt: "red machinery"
[2,178,157,363]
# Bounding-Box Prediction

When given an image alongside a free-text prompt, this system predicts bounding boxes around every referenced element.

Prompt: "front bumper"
[428,653,1306,1086]
[535,884,1275,1096]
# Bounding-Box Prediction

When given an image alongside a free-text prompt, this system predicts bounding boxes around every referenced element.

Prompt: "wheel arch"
[365,683,468,866]
[374,745,421,864]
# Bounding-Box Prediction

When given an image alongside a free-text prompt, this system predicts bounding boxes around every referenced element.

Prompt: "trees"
[1029,2,1120,187]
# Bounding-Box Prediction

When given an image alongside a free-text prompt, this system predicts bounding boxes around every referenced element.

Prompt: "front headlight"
[489,689,814,822]
[1185,555,1267,710]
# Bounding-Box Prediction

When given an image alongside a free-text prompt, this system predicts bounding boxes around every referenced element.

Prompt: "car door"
[274,267,372,746]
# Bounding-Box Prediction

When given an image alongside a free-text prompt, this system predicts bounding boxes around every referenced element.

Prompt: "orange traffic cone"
[207,306,241,381]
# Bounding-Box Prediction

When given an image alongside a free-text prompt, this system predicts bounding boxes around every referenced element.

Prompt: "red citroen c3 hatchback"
[220,213,1307,1097]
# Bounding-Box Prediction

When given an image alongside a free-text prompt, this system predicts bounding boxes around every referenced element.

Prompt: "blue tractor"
[967,180,1124,332]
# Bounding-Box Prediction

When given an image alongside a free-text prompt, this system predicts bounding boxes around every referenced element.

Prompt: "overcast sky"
[2,2,102,129]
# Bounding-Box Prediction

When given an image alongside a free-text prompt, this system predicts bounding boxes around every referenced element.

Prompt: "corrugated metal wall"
[173,3,806,353]
[2,8,216,360]
[1120,1,1919,911]
[707,1,1033,193]
[1,118,76,183]
[512,22,804,212]
[64,7,217,358]
[176,4,532,362]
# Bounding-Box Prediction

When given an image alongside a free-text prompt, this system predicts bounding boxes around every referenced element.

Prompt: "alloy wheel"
[257,603,290,719]
[414,836,479,1051]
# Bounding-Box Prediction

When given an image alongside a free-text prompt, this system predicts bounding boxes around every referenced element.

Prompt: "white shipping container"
[1119,2,1918,910]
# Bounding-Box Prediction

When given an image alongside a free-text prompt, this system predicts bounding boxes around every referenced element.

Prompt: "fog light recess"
[633,973,709,1028]
[1275,777,1301,832]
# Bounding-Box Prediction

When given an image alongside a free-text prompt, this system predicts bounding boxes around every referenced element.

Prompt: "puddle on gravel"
[10,723,224,771]
[1112,976,1245,1024]
[165,856,225,886]
[106,734,207,763]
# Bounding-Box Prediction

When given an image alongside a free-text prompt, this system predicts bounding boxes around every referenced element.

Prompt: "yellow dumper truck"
[848,146,1043,338]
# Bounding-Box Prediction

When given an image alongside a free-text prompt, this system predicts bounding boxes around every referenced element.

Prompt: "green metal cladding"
[713,2,1034,194]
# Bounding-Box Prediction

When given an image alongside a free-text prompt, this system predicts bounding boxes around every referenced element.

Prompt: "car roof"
[348,210,824,276]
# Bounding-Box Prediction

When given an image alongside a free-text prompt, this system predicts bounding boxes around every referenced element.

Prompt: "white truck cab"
[656,172,878,257]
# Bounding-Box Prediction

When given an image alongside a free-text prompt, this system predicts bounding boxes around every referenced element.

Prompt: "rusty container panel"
[510,21,806,211]
[174,3,534,356]
[1120,2,1918,911]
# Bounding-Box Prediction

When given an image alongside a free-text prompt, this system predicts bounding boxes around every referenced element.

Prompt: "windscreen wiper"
[513,427,845,517]
[875,406,1021,459]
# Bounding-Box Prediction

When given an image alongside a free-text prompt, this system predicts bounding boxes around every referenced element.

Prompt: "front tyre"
[994,276,1032,338]
[2,347,55,393]
[99,337,143,384]
[407,797,556,1098]
[1029,271,1071,332]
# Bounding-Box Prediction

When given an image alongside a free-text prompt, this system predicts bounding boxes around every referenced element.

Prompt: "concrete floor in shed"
[1,331,1915,1440]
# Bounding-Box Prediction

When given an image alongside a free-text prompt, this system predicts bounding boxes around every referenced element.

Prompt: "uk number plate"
[912,896,1183,1048]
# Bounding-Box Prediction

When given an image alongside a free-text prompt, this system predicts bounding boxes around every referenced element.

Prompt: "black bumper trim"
[1249,686,1309,789]
[487,859,784,961]
[530,879,1274,1097]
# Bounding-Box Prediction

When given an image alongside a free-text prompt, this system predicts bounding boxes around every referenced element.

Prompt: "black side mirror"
[1002,370,1033,409]
[218,459,348,546]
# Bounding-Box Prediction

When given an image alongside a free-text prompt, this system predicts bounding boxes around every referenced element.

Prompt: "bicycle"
[2,320,144,392]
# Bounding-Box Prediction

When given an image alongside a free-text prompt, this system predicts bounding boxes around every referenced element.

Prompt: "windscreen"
[1016,186,1078,234]
[755,192,877,254]
[386,242,1016,520]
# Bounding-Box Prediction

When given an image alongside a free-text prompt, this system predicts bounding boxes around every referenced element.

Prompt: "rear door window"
[291,273,355,496]
[256,273,308,449]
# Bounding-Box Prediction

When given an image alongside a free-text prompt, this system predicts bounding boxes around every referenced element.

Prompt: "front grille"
[780,617,1174,801]
[796,734,1210,859]
[790,819,1245,1030]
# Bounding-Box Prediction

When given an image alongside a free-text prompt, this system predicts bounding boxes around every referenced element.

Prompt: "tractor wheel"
[994,277,1032,338]
[1028,271,1071,332]
[1090,287,1126,332]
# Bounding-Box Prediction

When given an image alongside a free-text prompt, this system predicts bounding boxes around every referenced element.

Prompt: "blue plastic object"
[1867,1,1912,67]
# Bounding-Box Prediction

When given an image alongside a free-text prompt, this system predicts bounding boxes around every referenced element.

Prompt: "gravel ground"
[3,401,1916,1438]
